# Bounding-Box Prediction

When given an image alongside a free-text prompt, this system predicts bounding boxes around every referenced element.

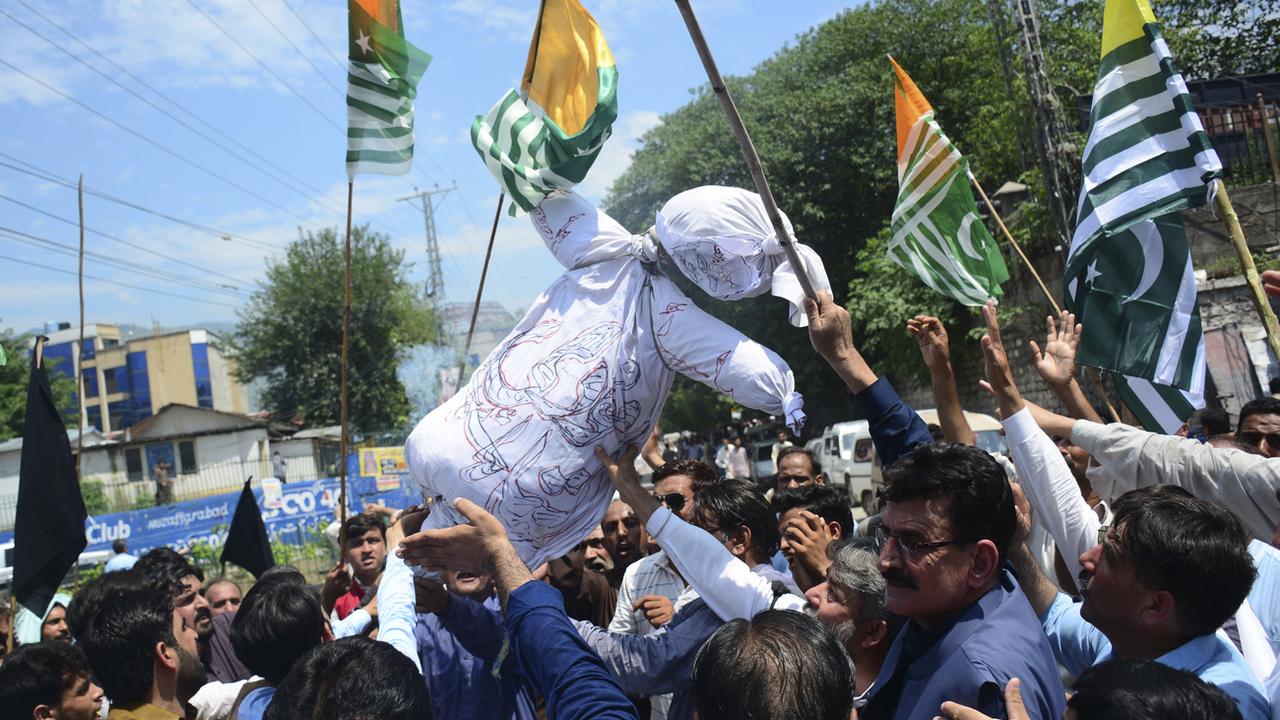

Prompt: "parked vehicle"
[866,409,1006,512]
[0,540,111,586]
[818,420,876,508]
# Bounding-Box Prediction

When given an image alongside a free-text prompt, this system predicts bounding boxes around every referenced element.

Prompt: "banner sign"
[0,454,423,555]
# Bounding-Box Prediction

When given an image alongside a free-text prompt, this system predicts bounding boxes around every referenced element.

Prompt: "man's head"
[692,610,854,720]
[341,513,388,585]
[0,642,105,720]
[805,538,891,659]
[774,484,854,565]
[1078,485,1255,650]
[690,479,779,567]
[876,443,1014,627]
[111,539,128,555]
[601,500,643,572]
[774,447,825,492]
[67,570,205,708]
[580,525,614,574]
[443,569,494,602]
[232,566,331,686]
[204,579,243,618]
[1198,408,1232,437]
[42,602,70,643]
[652,459,714,524]
[1237,398,1280,457]
[1067,658,1242,720]
[134,547,212,640]
[264,637,431,720]
[733,436,742,447]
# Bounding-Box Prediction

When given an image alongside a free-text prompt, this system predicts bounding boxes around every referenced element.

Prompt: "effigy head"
[654,186,830,327]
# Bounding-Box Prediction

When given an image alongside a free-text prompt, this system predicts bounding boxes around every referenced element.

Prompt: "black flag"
[220,479,275,577]
[14,337,88,614]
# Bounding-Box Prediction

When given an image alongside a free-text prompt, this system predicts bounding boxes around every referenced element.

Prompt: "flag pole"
[455,193,505,395]
[76,175,85,480]
[970,172,1122,423]
[1216,179,1280,362]
[338,181,353,528]
[673,0,817,301]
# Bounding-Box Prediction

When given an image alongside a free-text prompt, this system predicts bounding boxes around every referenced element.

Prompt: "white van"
[818,420,876,508]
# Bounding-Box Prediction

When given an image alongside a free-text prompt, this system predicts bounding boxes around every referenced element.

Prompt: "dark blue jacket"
[854,377,933,466]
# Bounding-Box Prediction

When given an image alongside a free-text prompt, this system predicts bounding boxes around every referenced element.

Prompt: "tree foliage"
[231,226,433,433]
[1157,0,1280,79]
[0,322,78,441]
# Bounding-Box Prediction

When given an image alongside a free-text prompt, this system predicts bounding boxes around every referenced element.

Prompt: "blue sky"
[0,0,853,336]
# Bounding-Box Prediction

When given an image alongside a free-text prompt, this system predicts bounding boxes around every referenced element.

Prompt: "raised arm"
[1029,311,1104,424]
[529,190,644,270]
[908,315,976,446]
[806,292,932,465]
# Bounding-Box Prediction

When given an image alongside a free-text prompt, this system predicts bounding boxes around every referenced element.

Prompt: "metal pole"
[456,194,505,395]
[672,0,817,300]
[338,181,353,526]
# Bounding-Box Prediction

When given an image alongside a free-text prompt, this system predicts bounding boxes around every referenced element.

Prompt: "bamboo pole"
[455,193,505,396]
[1217,179,1280,362]
[338,181,353,527]
[673,0,817,300]
[969,172,1122,423]
[76,176,85,479]
[5,595,15,654]
[1259,94,1280,184]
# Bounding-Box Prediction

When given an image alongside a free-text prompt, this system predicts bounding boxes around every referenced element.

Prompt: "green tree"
[231,226,434,433]
[0,322,79,441]
[1157,0,1280,80]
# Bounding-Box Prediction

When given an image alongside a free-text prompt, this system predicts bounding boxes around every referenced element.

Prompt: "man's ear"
[968,539,1000,588]
[815,474,827,485]
[728,525,751,558]
[860,618,889,650]
[155,640,179,673]
[827,520,843,541]
[1139,589,1177,629]
[33,703,57,720]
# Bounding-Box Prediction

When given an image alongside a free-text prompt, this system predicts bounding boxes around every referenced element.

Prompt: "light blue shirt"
[104,552,138,573]
[1248,540,1280,656]
[235,686,275,720]
[1043,593,1271,720]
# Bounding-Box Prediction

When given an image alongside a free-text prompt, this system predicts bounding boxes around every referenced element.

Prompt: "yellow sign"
[360,447,408,491]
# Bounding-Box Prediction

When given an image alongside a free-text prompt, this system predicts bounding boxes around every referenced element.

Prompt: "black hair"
[1068,659,1241,720]
[1199,408,1232,436]
[882,443,1016,559]
[0,641,94,714]
[111,539,128,554]
[693,610,854,720]
[1109,485,1255,637]
[1238,397,1280,429]
[926,423,945,441]
[231,565,325,684]
[653,458,718,487]
[776,446,823,477]
[691,479,780,560]
[773,484,855,539]
[342,513,387,544]
[134,547,200,595]
[264,636,432,720]
[66,570,175,705]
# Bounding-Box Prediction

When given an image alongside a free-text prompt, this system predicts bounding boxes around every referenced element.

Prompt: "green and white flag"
[887,57,1008,306]
[346,0,431,177]
[471,0,617,216]
[1115,371,1204,435]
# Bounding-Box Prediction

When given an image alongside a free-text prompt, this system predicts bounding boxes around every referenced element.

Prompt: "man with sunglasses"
[1238,399,1280,459]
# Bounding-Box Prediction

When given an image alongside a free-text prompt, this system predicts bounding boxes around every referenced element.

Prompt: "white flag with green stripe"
[471,0,617,216]
[346,0,430,177]
[1115,370,1205,434]
[887,58,1008,306]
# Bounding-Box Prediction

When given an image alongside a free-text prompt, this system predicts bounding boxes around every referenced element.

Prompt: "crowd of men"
[2,290,1280,720]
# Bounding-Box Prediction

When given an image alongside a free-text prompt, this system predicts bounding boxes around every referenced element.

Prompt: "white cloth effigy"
[405,188,827,571]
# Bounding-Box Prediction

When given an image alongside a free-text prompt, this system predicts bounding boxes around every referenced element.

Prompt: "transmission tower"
[1010,0,1080,251]
[399,184,455,343]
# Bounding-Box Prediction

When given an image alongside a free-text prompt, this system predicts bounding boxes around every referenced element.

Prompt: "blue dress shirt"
[854,377,933,467]
[416,594,537,720]
[1043,593,1271,720]
[861,570,1066,720]
[506,580,638,720]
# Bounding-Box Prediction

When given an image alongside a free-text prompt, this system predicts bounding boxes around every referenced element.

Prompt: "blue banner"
[0,457,422,555]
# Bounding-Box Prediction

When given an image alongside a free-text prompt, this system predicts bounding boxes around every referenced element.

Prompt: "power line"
[244,0,345,97]
[278,0,346,70]
[0,155,281,252]
[0,192,253,287]
[0,253,242,310]
[183,0,343,132]
[0,56,320,230]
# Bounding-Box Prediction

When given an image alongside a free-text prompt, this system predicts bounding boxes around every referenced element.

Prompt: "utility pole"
[1010,0,1079,252]
[399,183,456,343]
[984,0,1030,173]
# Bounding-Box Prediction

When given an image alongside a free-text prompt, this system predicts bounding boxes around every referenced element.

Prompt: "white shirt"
[609,551,686,636]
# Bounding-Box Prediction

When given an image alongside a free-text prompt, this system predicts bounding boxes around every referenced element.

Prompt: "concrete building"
[40,324,248,433]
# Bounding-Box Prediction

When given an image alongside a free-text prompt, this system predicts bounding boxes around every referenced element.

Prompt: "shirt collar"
[1153,633,1232,674]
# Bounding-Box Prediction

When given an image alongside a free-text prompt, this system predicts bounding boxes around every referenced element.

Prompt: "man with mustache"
[601,500,645,588]
[134,548,214,650]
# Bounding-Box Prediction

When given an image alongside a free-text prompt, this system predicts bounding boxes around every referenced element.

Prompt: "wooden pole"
[1217,179,1280,362]
[1259,94,1280,184]
[76,176,85,479]
[455,193,505,396]
[970,172,1122,422]
[338,181,353,527]
[673,0,817,300]
[6,595,16,654]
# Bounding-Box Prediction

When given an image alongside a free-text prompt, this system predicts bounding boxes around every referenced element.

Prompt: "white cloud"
[577,109,662,202]
[442,0,535,41]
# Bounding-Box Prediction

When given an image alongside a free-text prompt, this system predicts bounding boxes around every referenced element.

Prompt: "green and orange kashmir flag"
[887,57,1009,306]
[471,0,618,215]
[346,0,431,176]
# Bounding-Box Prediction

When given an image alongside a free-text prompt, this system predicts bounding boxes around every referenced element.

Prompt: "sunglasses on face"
[654,492,686,513]
[1239,431,1280,448]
